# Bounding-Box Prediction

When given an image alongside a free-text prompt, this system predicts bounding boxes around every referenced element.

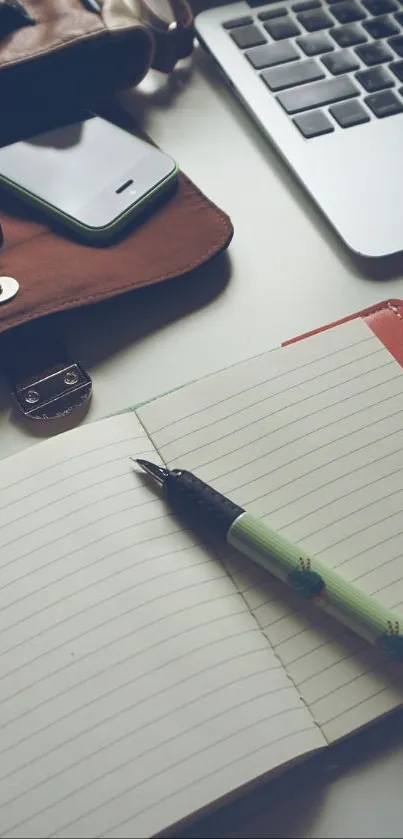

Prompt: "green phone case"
[0,163,178,244]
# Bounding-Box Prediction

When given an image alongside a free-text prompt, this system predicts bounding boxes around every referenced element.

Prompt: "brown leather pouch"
[0,0,194,116]
[0,2,234,421]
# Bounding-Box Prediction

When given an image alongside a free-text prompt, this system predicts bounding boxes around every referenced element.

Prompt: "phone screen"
[0,116,176,229]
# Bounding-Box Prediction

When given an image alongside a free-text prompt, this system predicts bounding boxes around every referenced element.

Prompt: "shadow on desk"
[171,706,403,838]
[63,248,231,370]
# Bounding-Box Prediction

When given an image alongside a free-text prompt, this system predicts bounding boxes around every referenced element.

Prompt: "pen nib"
[132,458,169,487]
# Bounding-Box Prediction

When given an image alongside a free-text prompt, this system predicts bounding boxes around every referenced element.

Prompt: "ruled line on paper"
[315,675,403,725]
[159,356,395,462]
[0,514,183,574]
[275,471,403,543]
[0,659,276,808]
[138,318,403,743]
[289,502,403,563]
[0,516,187,593]
[1,461,151,530]
[0,632,273,776]
[0,528,195,604]
[180,381,403,476]
[99,725,316,839]
[239,433,403,519]
[0,458,172,554]
[0,509,175,574]
[0,429,145,498]
[285,627,357,668]
[217,406,403,497]
[0,583,238,706]
[145,329,375,436]
[0,605,258,739]
[326,524,403,573]
[157,350,392,455]
[3,709,313,839]
[0,488,162,551]
[0,541,203,629]
[1,411,323,838]
[0,563,229,666]
[298,650,389,703]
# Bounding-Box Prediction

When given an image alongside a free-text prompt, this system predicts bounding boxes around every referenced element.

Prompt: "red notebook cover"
[283,299,403,366]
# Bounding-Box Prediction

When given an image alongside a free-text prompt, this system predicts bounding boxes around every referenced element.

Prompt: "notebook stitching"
[134,407,330,747]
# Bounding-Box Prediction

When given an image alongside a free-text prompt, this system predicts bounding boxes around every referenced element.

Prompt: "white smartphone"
[0,114,178,242]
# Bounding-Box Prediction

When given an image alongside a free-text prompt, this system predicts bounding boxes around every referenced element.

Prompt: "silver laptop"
[195,0,403,257]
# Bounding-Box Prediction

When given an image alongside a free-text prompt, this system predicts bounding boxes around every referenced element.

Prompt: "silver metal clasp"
[14,362,92,420]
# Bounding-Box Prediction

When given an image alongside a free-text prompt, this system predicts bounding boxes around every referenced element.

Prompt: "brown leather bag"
[0,0,195,127]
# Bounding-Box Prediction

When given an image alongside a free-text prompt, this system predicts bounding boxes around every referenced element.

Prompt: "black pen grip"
[165,469,244,539]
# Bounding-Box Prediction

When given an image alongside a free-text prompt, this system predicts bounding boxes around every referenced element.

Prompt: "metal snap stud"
[63,370,79,386]
[0,276,19,304]
[24,389,40,404]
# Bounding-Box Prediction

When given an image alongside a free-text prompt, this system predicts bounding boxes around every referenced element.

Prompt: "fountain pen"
[135,459,403,662]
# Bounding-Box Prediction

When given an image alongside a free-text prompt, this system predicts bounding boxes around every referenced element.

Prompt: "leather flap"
[0,165,233,335]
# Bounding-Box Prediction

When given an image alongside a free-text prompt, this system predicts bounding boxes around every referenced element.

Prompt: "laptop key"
[223,16,253,29]
[362,0,398,13]
[248,0,284,5]
[365,88,403,114]
[293,110,334,135]
[261,58,325,89]
[331,23,368,45]
[356,65,395,88]
[292,0,321,11]
[264,17,301,38]
[230,24,267,48]
[356,41,393,62]
[389,34,403,54]
[364,14,399,37]
[322,47,360,71]
[246,40,299,68]
[331,1,367,23]
[298,32,335,52]
[297,8,334,29]
[390,59,403,80]
[258,7,288,19]
[330,99,371,124]
[277,75,359,112]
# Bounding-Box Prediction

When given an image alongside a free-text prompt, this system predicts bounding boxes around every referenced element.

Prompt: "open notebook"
[2,315,403,838]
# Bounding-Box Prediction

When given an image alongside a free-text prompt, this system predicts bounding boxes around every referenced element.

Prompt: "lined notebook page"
[0,413,323,839]
[138,318,403,744]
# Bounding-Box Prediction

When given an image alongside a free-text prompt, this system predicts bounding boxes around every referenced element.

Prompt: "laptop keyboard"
[221,0,403,136]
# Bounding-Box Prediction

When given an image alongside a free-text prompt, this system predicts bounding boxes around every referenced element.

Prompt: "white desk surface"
[2,42,403,839]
